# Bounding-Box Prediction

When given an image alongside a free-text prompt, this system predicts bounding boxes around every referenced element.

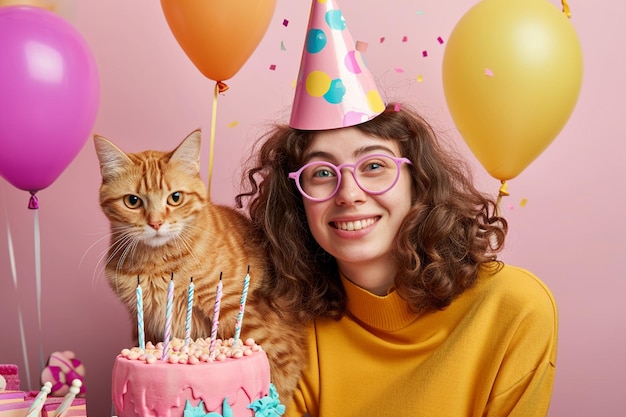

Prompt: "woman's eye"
[313,167,336,178]
[361,156,391,172]
[313,168,335,178]
[123,195,142,209]
[167,192,183,206]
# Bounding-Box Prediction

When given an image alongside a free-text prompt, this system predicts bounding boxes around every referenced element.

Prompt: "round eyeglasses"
[288,153,412,202]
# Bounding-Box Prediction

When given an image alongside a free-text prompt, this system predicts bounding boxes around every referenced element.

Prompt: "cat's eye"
[167,192,183,206]
[123,194,143,209]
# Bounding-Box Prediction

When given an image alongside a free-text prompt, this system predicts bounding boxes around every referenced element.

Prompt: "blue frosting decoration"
[182,384,284,417]
[247,384,286,417]
[183,398,233,417]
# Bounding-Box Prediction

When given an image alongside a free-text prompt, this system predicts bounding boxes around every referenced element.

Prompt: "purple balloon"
[0,6,100,193]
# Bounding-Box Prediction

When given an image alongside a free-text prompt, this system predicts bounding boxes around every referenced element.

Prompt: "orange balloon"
[160,0,276,82]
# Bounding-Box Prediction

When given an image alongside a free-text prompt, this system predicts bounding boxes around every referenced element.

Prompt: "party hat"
[289,0,385,130]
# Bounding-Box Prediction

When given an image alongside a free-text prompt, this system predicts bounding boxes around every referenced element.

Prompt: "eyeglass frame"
[288,153,413,202]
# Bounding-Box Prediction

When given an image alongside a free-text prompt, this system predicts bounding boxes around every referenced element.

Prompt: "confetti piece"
[269,64,276,71]
[422,50,428,57]
[227,121,239,128]
[416,10,425,15]
[380,37,385,43]
[280,41,286,51]
[282,19,289,27]
[508,203,515,211]
[355,40,368,52]
[437,36,444,44]
[520,198,528,207]
[402,36,408,43]
[484,67,494,77]
[393,103,402,112]
[393,67,404,73]
[417,75,423,82]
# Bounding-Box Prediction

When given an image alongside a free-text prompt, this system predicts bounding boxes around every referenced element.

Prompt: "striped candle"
[136,276,145,350]
[209,273,223,355]
[54,379,82,417]
[161,274,175,360]
[233,266,250,341]
[185,277,194,347]
[25,381,52,417]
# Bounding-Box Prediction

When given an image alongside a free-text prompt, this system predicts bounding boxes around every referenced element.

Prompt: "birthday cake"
[111,337,284,417]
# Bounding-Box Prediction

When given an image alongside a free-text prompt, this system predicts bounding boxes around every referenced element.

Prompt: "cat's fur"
[94,130,305,402]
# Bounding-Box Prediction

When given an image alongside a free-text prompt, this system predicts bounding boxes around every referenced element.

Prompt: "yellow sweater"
[285,264,558,417]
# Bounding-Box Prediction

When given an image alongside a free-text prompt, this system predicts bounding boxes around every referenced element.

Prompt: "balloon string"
[208,84,218,199]
[33,209,45,372]
[208,81,229,200]
[6,208,32,389]
[561,0,571,18]
[495,180,509,216]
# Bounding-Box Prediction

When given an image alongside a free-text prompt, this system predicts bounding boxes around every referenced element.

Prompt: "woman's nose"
[334,169,366,205]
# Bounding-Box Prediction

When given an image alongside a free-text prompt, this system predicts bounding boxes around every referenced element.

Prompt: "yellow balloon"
[442,0,583,181]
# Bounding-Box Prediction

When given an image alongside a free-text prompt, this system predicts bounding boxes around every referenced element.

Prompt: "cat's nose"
[149,220,163,231]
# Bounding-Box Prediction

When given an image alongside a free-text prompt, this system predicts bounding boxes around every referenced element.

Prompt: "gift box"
[0,396,34,417]
[0,366,20,391]
[41,396,87,417]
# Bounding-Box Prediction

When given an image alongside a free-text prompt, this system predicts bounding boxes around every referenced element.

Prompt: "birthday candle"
[136,276,145,350]
[185,277,194,347]
[161,273,174,360]
[233,266,250,341]
[25,381,52,417]
[209,273,223,355]
[54,379,82,417]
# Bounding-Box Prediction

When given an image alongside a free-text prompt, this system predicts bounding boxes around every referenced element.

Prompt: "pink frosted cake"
[111,337,283,417]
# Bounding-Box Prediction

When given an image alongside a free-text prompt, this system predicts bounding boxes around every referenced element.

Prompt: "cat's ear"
[170,129,201,175]
[93,135,133,181]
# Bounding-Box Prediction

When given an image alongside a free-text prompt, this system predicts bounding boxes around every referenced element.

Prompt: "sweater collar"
[341,274,419,331]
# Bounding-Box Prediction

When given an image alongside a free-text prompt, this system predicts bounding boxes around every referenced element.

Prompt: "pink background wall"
[1,1,623,416]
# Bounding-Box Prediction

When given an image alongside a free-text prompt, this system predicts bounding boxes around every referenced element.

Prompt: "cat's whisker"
[79,232,112,287]
[173,231,202,267]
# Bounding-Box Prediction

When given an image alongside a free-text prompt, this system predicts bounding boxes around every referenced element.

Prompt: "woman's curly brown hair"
[236,103,507,322]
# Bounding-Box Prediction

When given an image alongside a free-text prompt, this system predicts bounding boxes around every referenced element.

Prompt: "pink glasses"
[288,153,412,202]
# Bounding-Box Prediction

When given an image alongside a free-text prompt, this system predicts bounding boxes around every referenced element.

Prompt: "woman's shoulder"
[476,263,558,319]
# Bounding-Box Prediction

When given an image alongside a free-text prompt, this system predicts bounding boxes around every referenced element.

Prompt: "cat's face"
[94,130,207,248]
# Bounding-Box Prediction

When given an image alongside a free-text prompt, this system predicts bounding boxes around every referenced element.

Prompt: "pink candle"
[161,274,174,360]
[209,273,223,355]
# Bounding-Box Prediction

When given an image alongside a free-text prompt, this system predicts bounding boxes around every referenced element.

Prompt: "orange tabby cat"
[93,130,305,401]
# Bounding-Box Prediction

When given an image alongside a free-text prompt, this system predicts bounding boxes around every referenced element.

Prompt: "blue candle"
[185,277,194,346]
[233,266,250,341]
[136,276,145,350]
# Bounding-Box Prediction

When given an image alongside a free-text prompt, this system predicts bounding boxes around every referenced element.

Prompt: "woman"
[236,103,557,417]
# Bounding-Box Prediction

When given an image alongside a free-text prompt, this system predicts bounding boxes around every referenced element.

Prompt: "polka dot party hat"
[289,0,386,130]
